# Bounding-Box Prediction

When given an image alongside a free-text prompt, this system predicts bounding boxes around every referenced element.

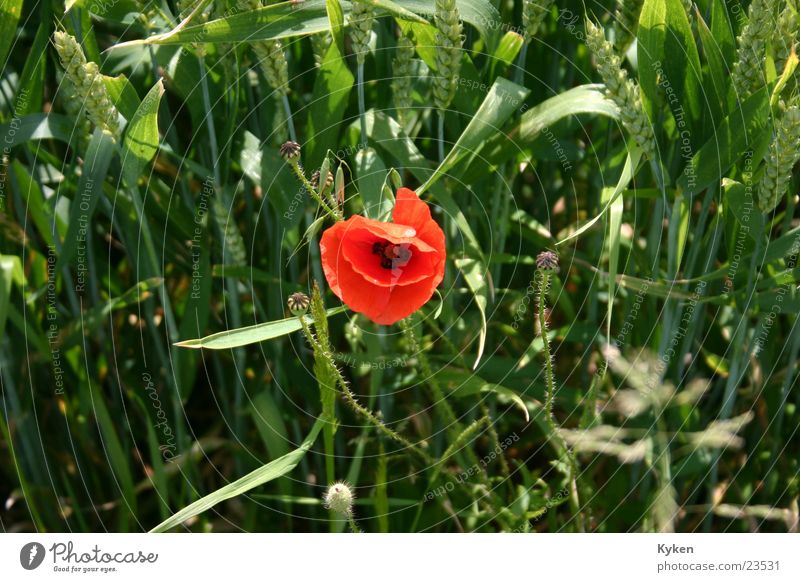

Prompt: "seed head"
[287,291,310,316]
[536,250,559,273]
[323,481,354,516]
[349,0,375,65]
[280,141,301,162]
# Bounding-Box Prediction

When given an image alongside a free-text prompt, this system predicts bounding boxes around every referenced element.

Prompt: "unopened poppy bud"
[287,291,310,316]
[536,250,559,273]
[323,481,354,516]
[280,140,301,163]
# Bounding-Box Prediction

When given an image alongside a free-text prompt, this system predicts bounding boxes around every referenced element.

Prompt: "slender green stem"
[281,93,297,143]
[514,41,528,87]
[357,60,367,142]
[704,231,765,530]
[399,316,512,526]
[437,110,445,162]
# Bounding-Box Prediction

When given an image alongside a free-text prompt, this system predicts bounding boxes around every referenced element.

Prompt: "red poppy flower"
[320,188,446,325]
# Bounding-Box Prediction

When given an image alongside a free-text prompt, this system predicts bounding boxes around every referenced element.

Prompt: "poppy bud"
[280,140,301,163]
[536,250,559,273]
[287,291,310,316]
[323,481,354,516]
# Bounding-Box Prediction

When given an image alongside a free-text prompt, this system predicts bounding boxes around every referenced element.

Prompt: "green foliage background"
[0,0,798,532]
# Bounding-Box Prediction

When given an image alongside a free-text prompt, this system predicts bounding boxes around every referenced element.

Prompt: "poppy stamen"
[372,240,412,270]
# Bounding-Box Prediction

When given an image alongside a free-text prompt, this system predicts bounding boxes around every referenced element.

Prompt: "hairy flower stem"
[348,515,361,533]
[536,271,585,531]
[308,285,338,493]
[480,402,510,477]
[300,317,432,464]
[289,163,342,221]
[537,273,557,427]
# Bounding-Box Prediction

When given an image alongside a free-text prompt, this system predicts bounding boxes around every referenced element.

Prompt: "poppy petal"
[341,232,442,288]
[392,188,445,253]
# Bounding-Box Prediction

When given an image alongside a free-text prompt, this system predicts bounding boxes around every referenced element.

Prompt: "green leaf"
[637,0,666,122]
[15,19,50,117]
[305,2,355,170]
[401,0,498,39]
[0,0,22,68]
[557,148,643,246]
[463,85,618,180]
[326,0,346,56]
[0,113,75,147]
[493,30,524,67]
[0,255,23,338]
[638,0,703,137]
[604,182,624,346]
[441,367,530,422]
[150,418,324,532]
[722,178,764,242]
[56,128,117,270]
[59,278,163,348]
[121,79,164,185]
[111,0,489,49]
[356,147,391,218]
[695,6,728,121]
[418,78,529,193]
[89,380,136,530]
[709,0,736,69]
[175,307,347,350]
[677,87,771,196]
[251,392,291,460]
[12,160,63,246]
[103,73,142,122]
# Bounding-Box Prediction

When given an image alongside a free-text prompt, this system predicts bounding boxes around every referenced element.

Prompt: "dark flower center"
[372,241,412,270]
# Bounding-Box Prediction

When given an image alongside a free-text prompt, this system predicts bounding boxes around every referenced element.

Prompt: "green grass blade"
[110,0,495,49]
[175,307,347,349]
[56,128,116,270]
[305,0,354,169]
[558,148,642,246]
[121,79,164,184]
[149,418,324,532]
[677,87,770,196]
[0,0,22,68]
[418,78,529,193]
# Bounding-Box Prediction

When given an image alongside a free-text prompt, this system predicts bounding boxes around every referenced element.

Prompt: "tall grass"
[0,0,798,533]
